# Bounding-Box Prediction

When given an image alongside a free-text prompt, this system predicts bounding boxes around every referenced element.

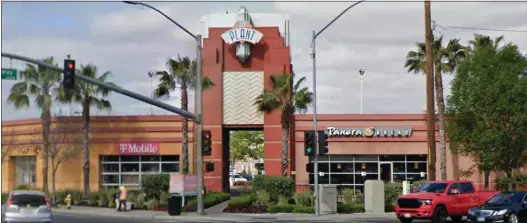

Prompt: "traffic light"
[205,161,215,172]
[318,130,329,155]
[63,59,76,89]
[304,131,316,156]
[202,130,212,156]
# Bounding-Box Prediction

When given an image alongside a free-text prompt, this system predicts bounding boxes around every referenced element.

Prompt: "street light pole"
[123,1,205,215]
[359,69,365,114]
[310,0,366,216]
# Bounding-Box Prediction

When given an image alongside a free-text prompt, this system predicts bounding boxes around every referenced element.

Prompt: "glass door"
[378,162,393,183]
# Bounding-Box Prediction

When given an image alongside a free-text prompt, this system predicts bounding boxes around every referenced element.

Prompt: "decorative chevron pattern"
[223,71,264,125]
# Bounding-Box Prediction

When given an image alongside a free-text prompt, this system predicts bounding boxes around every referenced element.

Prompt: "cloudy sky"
[1,1,526,121]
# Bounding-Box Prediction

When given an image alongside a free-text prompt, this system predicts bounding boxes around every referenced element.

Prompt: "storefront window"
[307,155,427,192]
[14,156,37,187]
[100,155,180,187]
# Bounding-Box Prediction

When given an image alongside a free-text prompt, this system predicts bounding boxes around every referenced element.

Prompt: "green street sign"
[2,68,17,80]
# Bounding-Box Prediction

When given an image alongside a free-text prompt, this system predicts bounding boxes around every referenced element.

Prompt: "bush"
[228,196,253,208]
[292,206,315,213]
[87,192,99,206]
[496,174,527,191]
[340,188,364,205]
[267,204,296,213]
[337,204,365,213]
[385,203,395,212]
[2,193,8,203]
[277,195,289,205]
[253,190,271,207]
[252,176,294,203]
[183,192,231,212]
[158,191,169,207]
[384,182,402,204]
[134,193,146,209]
[141,174,169,200]
[293,190,314,207]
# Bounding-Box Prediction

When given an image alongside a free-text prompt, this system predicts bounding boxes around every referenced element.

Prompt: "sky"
[1,1,526,121]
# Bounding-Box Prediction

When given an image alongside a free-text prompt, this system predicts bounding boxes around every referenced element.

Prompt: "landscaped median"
[223,175,396,214]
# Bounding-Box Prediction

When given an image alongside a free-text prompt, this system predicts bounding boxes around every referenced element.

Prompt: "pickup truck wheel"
[397,217,413,223]
[432,206,448,223]
[450,216,463,222]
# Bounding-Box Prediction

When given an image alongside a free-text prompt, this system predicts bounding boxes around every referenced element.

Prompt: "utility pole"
[424,0,436,181]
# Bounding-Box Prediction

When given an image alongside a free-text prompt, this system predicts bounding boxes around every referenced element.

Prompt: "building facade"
[1,113,505,193]
[1,116,190,192]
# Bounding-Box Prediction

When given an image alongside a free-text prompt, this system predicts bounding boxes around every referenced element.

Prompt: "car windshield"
[415,183,448,193]
[487,193,524,204]
[11,194,46,207]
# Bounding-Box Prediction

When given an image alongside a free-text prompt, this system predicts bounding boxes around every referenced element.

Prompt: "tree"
[455,33,505,189]
[153,55,214,174]
[446,41,527,191]
[7,57,63,194]
[59,64,114,198]
[254,74,313,176]
[48,115,83,204]
[230,131,264,171]
[404,36,468,180]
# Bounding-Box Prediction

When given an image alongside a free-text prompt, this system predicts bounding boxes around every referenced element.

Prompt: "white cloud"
[1,1,526,120]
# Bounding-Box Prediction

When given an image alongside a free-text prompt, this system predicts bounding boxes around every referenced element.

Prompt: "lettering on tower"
[220,7,263,64]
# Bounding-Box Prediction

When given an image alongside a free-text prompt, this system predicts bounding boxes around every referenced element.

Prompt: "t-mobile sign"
[119,143,160,155]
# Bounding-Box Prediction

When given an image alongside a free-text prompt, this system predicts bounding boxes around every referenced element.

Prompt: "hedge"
[183,192,230,212]
[228,196,253,208]
[251,176,294,203]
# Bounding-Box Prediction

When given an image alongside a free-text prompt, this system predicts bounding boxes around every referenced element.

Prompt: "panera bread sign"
[326,127,412,137]
[119,143,160,155]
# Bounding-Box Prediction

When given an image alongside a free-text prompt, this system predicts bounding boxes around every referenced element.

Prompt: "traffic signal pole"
[1,52,198,120]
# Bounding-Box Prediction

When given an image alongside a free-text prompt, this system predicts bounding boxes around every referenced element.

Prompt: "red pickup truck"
[394,180,499,223]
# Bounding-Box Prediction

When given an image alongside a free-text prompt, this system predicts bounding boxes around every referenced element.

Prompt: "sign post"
[2,68,17,80]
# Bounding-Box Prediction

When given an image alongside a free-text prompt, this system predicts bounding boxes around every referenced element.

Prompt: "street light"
[310,0,366,216]
[123,1,206,215]
[148,71,154,115]
[359,69,365,114]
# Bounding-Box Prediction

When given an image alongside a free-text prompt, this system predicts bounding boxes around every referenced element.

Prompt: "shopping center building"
[0,7,503,193]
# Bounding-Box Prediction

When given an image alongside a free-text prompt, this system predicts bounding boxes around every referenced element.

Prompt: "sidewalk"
[52,205,396,222]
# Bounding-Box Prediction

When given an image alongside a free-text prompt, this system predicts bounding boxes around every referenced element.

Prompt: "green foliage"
[230,131,264,163]
[339,188,364,205]
[2,193,8,203]
[385,203,395,212]
[227,196,253,208]
[267,204,296,213]
[87,192,99,206]
[254,73,313,175]
[293,190,314,207]
[411,180,427,190]
[140,174,169,200]
[253,190,272,207]
[277,195,290,205]
[183,192,230,212]
[447,38,527,189]
[495,174,527,191]
[251,176,295,202]
[384,182,402,204]
[292,206,315,213]
[337,204,365,213]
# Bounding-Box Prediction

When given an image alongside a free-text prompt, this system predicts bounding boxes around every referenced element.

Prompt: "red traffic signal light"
[67,63,74,69]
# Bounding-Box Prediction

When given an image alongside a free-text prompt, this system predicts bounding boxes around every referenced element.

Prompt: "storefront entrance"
[379,162,393,182]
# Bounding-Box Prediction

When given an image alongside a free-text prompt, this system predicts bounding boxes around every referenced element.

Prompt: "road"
[53,212,404,223]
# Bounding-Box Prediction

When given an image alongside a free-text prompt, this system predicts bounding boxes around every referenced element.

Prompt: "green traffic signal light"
[304,131,315,156]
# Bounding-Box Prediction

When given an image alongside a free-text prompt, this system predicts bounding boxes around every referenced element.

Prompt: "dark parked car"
[467,192,527,223]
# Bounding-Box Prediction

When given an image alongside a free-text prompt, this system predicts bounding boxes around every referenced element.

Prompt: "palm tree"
[468,34,504,52]
[153,56,214,174]
[254,74,313,176]
[59,64,113,197]
[404,35,468,180]
[7,57,62,194]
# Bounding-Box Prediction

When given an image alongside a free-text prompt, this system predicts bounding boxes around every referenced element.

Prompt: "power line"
[433,21,527,33]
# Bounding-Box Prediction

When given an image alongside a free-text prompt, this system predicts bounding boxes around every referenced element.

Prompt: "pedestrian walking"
[117,186,128,212]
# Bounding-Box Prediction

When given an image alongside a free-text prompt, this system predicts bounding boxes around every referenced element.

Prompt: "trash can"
[168,194,182,216]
